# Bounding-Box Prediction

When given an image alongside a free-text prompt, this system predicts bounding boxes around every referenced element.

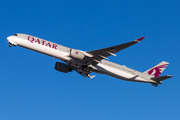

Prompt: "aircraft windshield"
[13,34,17,36]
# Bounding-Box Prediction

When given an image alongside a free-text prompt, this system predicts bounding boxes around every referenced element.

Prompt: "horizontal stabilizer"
[151,75,173,81]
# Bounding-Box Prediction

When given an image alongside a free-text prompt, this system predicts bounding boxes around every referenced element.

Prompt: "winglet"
[136,36,145,41]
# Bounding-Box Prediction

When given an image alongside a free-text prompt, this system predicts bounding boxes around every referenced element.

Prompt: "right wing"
[85,37,145,66]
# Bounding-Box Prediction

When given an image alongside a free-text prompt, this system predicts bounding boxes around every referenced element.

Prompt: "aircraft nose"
[7,36,17,46]
[7,36,12,41]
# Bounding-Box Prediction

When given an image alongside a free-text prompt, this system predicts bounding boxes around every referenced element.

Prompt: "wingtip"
[137,36,145,41]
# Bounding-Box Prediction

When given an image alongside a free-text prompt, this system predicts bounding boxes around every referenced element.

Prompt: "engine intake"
[70,49,85,60]
[55,62,72,73]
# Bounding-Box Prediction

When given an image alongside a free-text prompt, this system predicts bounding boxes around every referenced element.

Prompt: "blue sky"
[0,0,180,120]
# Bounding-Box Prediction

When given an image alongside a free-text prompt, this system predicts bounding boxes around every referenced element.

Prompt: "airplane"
[7,33,173,86]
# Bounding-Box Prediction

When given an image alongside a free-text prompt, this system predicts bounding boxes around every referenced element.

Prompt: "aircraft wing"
[86,37,145,66]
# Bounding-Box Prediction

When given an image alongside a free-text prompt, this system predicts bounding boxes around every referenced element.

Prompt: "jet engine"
[70,49,85,60]
[55,62,72,73]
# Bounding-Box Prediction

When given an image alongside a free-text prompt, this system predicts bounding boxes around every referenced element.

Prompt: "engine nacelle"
[55,62,72,73]
[70,49,85,60]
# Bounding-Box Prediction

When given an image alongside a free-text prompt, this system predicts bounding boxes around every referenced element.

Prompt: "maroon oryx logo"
[148,64,168,77]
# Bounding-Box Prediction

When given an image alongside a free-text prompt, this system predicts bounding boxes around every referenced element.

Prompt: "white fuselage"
[7,34,154,83]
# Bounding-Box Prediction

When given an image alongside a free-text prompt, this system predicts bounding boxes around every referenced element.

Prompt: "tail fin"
[143,61,169,77]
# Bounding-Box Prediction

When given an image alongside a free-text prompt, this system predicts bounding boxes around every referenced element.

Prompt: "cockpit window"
[13,34,18,36]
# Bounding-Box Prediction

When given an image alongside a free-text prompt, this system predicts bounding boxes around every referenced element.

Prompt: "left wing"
[85,37,145,66]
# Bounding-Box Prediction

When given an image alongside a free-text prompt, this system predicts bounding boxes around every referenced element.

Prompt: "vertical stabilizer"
[143,61,169,77]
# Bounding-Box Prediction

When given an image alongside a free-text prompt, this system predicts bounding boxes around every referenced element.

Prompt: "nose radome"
[7,36,12,41]
[7,36,17,46]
